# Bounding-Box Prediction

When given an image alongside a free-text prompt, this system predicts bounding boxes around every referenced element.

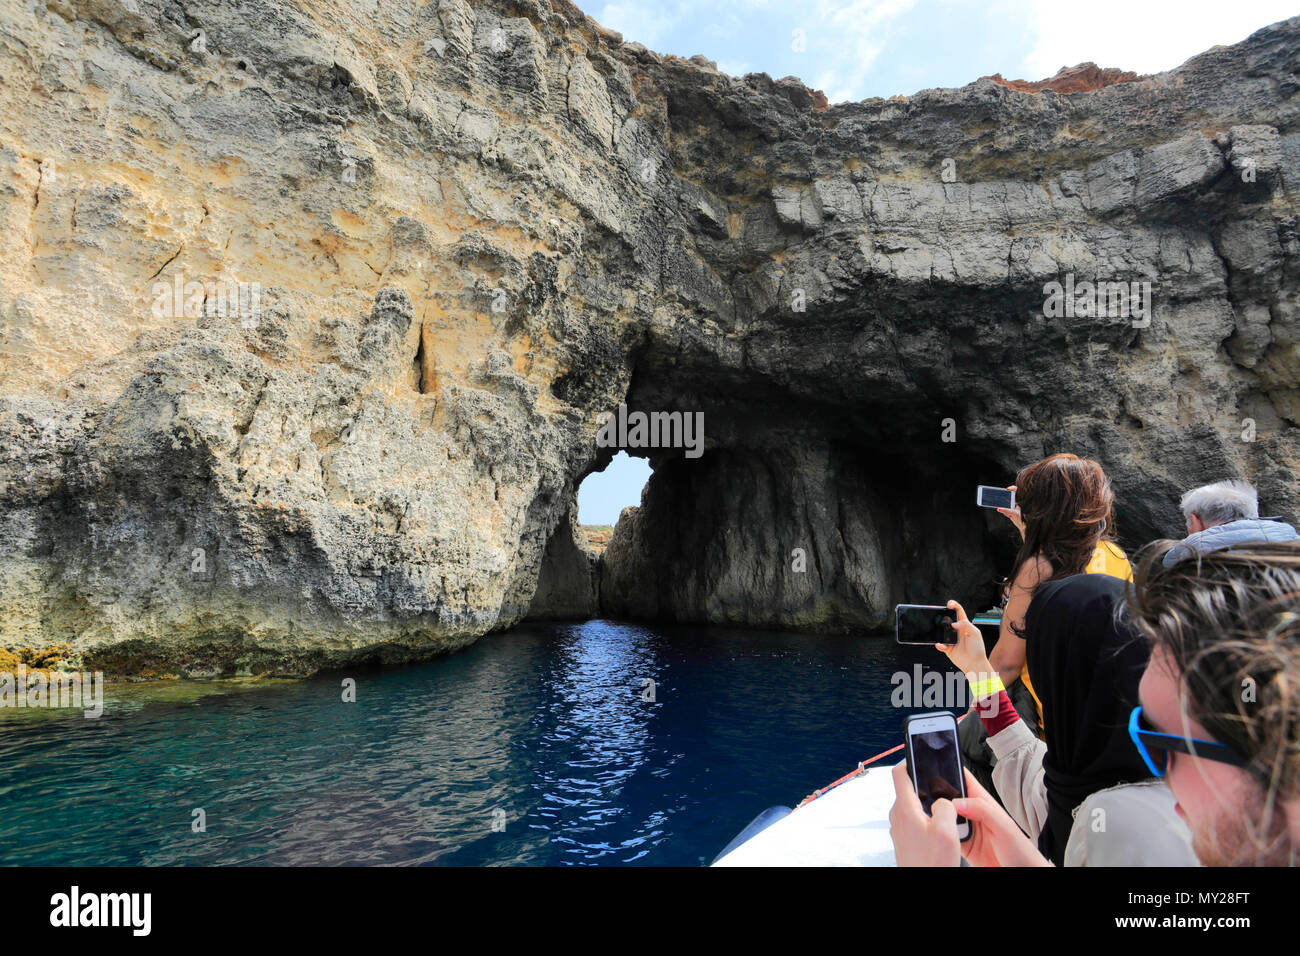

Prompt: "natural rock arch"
[0,1,1296,674]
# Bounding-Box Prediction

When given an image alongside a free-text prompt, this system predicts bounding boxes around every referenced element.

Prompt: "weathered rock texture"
[525,501,597,620]
[0,1,1297,671]
[599,442,998,630]
[984,63,1140,95]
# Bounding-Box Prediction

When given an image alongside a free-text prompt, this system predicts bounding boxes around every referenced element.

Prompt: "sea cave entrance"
[527,353,1025,633]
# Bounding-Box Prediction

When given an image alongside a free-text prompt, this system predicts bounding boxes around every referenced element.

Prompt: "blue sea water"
[0,620,968,866]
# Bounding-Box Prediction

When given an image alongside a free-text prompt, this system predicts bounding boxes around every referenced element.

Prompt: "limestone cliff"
[0,0,1296,673]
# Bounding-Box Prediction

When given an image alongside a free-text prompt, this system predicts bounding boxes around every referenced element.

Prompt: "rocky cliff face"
[1,1,1297,673]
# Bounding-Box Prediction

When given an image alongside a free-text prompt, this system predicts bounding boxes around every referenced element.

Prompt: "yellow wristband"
[968,675,1005,699]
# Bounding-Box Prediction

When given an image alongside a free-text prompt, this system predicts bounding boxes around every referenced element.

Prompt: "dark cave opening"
[592,432,1017,633]
[527,354,1026,632]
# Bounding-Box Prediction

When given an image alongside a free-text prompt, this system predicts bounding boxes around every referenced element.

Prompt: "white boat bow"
[711,764,900,866]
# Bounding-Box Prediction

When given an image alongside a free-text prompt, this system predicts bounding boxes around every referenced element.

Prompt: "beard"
[1193,785,1296,866]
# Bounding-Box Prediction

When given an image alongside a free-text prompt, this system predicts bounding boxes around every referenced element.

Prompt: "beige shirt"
[987,719,1198,866]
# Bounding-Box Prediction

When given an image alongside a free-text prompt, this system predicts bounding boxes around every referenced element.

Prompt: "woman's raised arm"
[988,555,1051,687]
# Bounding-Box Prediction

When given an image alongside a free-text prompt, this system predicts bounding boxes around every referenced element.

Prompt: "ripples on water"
[0,620,964,866]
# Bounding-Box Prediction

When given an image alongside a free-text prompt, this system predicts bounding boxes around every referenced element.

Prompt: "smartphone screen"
[906,714,970,839]
[977,485,1014,510]
[895,604,958,645]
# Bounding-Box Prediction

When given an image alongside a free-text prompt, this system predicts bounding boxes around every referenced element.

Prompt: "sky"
[579,452,652,525]
[574,0,1297,103]
[572,0,1294,524]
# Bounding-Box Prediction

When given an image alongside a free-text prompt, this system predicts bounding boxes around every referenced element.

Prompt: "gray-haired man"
[1163,479,1297,566]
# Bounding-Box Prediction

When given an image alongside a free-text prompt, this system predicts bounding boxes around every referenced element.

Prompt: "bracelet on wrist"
[967,674,1005,699]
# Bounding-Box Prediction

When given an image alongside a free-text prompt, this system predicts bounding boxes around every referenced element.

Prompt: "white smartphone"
[976,485,1015,511]
[903,711,971,841]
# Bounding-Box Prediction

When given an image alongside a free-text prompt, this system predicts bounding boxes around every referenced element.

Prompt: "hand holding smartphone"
[978,484,1024,539]
[902,711,971,841]
[976,485,1015,510]
[895,604,958,645]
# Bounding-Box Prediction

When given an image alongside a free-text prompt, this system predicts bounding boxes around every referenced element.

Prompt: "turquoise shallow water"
[0,620,965,866]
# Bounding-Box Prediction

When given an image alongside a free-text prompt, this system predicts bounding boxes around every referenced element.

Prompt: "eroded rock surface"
[1,1,1297,671]
[599,441,998,631]
[983,63,1140,94]
[526,502,598,620]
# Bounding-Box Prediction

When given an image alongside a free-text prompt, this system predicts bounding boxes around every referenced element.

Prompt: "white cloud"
[716,59,754,76]
[814,69,842,100]
[813,0,920,101]
[597,2,681,47]
[585,0,1297,103]
[1021,0,1297,79]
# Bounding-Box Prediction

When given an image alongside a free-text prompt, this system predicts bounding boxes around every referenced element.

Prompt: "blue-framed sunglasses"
[1128,706,1248,777]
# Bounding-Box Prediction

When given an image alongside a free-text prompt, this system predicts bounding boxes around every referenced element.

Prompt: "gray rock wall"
[526,502,599,620]
[598,442,1000,631]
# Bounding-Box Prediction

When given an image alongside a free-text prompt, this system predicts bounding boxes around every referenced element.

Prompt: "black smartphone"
[895,604,958,645]
[902,711,971,841]
[976,485,1015,510]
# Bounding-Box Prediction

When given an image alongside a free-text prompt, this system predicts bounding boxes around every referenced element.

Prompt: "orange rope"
[794,712,970,808]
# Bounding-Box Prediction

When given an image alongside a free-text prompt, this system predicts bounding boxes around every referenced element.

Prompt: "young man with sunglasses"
[1127,541,1300,866]
[891,541,1300,866]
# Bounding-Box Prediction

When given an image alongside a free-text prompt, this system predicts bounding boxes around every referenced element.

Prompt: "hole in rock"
[412,328,432,394]
[578,451,651,532]
[525,451,650,623]
[540,338,1029,633]
[593,435,1017,633]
